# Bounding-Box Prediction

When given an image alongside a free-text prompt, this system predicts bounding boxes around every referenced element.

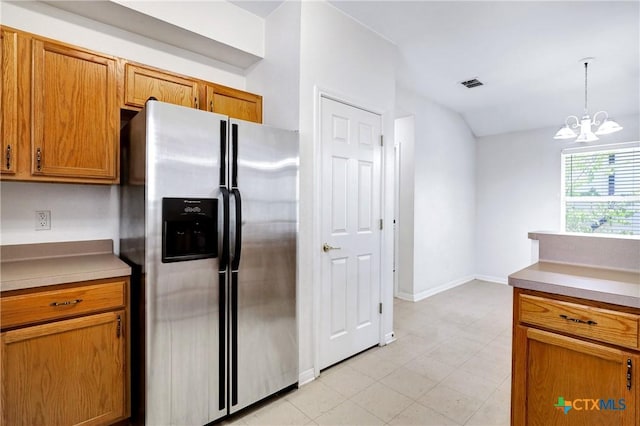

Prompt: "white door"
[319,96,382,369]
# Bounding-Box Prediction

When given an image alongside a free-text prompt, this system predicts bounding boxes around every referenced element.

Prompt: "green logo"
[555,396,572,414]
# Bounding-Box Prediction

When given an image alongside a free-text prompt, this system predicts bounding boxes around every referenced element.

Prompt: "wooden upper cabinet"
[206,83,262,123]
[1,26,264,185]
[1,28,19,175]
[32,39,118,181]
[124,63,199,109]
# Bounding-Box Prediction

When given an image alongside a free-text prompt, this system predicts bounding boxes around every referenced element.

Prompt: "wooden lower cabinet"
[512,289,639,426]
[1,278,130,426]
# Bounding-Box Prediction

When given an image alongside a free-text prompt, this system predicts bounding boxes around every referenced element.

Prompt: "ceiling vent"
[460,78,484,88]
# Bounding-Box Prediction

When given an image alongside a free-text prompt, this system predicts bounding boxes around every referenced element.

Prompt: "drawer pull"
[50,299,83,307]
[559,314,597,326]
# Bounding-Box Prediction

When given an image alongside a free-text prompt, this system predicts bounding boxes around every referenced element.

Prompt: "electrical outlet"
[35,210,51,231]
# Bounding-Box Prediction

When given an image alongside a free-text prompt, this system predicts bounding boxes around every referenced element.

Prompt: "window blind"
[562,144,640,235]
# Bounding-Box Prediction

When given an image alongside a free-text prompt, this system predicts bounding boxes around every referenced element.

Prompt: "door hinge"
[379,219,383,230]
[379,303,383,314]
[116,315,121,338]
[380,135,384,147]
[627,358,632,390]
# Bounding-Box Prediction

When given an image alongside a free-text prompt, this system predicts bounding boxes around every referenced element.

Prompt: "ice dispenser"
[162,197,217,262]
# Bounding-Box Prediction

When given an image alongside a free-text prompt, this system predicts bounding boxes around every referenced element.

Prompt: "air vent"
[460,78,484,88]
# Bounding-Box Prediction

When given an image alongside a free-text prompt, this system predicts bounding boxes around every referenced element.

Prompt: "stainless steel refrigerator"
[119,100,298,426]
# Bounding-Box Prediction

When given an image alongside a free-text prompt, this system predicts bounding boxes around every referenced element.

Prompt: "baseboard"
[395,291,415,302]
[298,368,316,386]
[402,275,475,302]
[396,274,511,302]
[475,274,508,285]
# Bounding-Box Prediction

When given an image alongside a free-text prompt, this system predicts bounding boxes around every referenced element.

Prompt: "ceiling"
[232,0,639,137]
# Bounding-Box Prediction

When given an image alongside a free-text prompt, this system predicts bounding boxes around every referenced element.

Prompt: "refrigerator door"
[229,120,299,413]
[143,102,228,425]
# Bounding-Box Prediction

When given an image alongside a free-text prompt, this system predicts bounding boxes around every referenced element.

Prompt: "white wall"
[0,182,119,248]
[297,0,397,379]
[396,87,477,301]
[246,1,301,130]
[394,116,415,297]
[475,113,640,282]
[0,1,250,252]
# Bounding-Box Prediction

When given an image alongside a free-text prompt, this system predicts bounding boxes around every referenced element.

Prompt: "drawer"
[1,280,126,329]
[519,294,639,349]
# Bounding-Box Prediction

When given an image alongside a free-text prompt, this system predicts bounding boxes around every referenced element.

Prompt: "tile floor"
[224,280,513,426]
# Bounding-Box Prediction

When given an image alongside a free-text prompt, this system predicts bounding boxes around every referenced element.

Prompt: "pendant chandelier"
[553,58,623,142]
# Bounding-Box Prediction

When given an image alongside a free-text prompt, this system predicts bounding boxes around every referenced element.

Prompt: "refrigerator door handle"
[220,187,230,271]
[231,269,238,406]
[218,270,227,411]
[230,186,241,408]
[231,123,238,188]
[220,120,228,186]
[230,188,242,271]
[218,187,230,411]
[229,122,241,408]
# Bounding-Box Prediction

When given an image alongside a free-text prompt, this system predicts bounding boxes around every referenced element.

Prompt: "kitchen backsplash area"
[0,181,119,252]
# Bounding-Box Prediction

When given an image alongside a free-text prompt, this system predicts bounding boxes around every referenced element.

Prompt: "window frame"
[560,141,640,235]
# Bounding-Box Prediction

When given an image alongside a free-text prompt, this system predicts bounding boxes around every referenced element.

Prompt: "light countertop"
[1,240,131,292]
[509,261,640,308]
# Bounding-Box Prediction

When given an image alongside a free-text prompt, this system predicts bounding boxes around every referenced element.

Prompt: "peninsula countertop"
[0,240,131,292]
[509,261,640,308]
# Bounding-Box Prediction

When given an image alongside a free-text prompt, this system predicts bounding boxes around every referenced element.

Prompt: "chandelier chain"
[583,61,588,115]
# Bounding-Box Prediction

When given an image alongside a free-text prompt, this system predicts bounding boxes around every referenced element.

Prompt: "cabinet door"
[124,63,198,109]
[514,326,637,426]
[1,28,18,175]
[206,84,262,123]
[1,310,126,426]
[32,39,118,181]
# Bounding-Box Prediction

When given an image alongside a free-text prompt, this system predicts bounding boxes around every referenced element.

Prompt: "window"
[561,143,640,236]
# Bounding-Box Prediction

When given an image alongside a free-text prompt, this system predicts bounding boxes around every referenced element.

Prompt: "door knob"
[323,243,341,252]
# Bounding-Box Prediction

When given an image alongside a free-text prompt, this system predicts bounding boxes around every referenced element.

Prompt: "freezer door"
[229,120,299,413]
[142,101,228,425]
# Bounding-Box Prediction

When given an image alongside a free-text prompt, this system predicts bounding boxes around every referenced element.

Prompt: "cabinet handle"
[195,97,199,109]
[627,358,632,390]
[116,315,121,338]
[210,100,214,112]
[5,145,11,170]
[559,314,597,325]
[36,148,42,171]
[50,298,83,307]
